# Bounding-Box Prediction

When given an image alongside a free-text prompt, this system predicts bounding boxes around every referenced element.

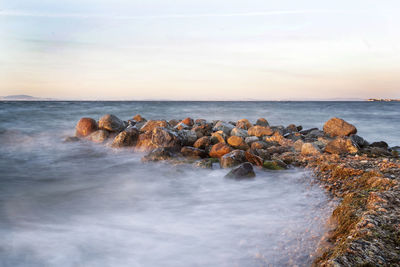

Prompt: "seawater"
[0,101,398,266]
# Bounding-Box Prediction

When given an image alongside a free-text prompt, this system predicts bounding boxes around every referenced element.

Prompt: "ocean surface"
[0,101,399,267]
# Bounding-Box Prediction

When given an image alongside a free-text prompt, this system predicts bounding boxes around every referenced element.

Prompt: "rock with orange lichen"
[209,143,232,158]
[75,117,98,137]
[323,117,357,137]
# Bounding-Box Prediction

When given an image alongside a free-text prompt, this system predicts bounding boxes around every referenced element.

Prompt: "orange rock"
[323,117,357,137]
[181,117,194,126]
[209,143,232,158]
[193,136,211,149]
[75,118,98,137]
[133,114,146,122]
[245,151,263,167]
[248,125,274,137]
[325,137,358,154]
[140,120,168,132]
[236,119,253,130]
[227,136,249,150]
[210,132,226,144]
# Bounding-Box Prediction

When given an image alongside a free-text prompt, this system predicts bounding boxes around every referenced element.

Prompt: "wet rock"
[265,132,294,147]
[251,141,275,150]
[195,119,207,125]
[140,120,169,132]
[88,130,110,143]
[193,136,211,149]
[304,129,325,140]
[227,136,249,150]
[225,162,256,179]
[220,150,246,168]
[141,147,174,162]
[213,121,235,135]
[230,127,248,138]
[266,146,292,155]
[175,122,190,131]
[245,136,259,145]
[64,136,80,142]
[248,125,274,137]
[133,114,146,122]
[286,124,299,132]
[370,141,389,149]
[323,117,357,137]
[325,137,359,154]
[263,160,288,170]
[255,118,269,127]
[252,149,272,160]
[181,117,194,126]
[300,128,319,135]
[294,139,305,152]
[193,159,213,169]
[350,134,369,148]
[192,123,212,138]
[210,131,226,144]
[181,146,207,158]
[301,143,321,156]
[111,128,139,147]
[136,127,181,152]
[75,117,98,137]
[209,143,232,158]
[178,130,198,146]
[168,119,179,127]
[245,151,263,167]
[98,114,125,132]
[284,132,303,142]
[236,119,253,130]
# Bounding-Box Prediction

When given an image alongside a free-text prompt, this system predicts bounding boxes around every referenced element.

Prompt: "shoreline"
[69,114,400,266]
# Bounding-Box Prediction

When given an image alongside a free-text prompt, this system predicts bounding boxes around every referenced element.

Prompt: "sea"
[0,101,399,267]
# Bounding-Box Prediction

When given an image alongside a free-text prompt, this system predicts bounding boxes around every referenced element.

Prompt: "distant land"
[0,95,56,101]
[367,98,400,102]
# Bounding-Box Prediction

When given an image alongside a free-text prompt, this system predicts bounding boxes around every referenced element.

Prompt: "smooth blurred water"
[0,100,398,267]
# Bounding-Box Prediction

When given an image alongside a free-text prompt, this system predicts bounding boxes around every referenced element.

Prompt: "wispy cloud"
[0,9,367,20]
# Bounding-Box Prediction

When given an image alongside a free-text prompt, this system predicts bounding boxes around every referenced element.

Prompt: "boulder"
[265,132,294,147]
[220,150,246,168]
[195,119,207,125]
[251,141,275,150]
[168,119,179,127]
[193,159,213,169]
[75,117,98,137]
[225,162,256,179]
[209,143,232,158]
[286,124,298,132]
[98,114,125,132]
[136,127,181,152]
[301,143,321,156]
[181,117,194,126]
[245,136,259,145]
[178,130,198,146]
[140,120,169,132]
[323,117,357,137]
[244,151,263,167]
[181,146,207,158]
[248,125,274,137]
[350,135,369,148]
[192,123,212,138]
[193,136,211,149]
[175,122,190,131]
[133,114,146,122]
[88,130,109,143]
[142,148,173,162]
[263,160,288,170]
[252,149,272,161]
[227,136,249,150]
[64,136,80,142]
[111,128,139,147]
[266,146,292,155]
[370,141,389,149]
[293,139,305,152]
[230,127,249,138]
[300,128,319,135]
[325,137,359,154]
[213,121,235,135]
[210,131,226,144]
[255,118,269,127]
[236,119,252,130]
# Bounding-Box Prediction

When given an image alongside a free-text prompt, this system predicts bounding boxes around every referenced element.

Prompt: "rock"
[265,132,294,147]
[236,119,252,130]
[133,114,146,122]
[192,123,212,138]
[178,130,198,146]
[245,151,263,167]
[323,117,357,137]
[193,159,213,169]
[140,120,169,133]
[248,125,274,137]
[209,143,232,158]
[367,147,393,157]
[168,119,179,127]
[111,128,139,147]
[263,160,287,170]
[304,129,325,140]
[245,136,259,145]
[350,135,369,148]
[210,131,226,144]
[175,122,190,130]
[220,150,246,168]
[181,146,207,158]
[193,136,211,149]
[133,121,146,130]
[213,121,235,135]
[75,118,98,137]
[251,141,276,150]
[370,141,389,149]
[181,117,194,126]
[142,148,174,162]
[230,127,248,138]
[98,114,125,132]
[195,119,207,125]
[64,136,80,142]
[267,146,292,155]
[225,163,256,179]
[255,118,269,127]
[286,124,299,132]
[136,127,181,152]
[301,143,321,156]
[300,128,319,135]
[293,139,304,152]
[252,149,272,160]
[325,137,359,154]
[227,136,249,150]
[88,130,109,143]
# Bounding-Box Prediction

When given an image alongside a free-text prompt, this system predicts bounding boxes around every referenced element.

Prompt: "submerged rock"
[64,136,80,142]
[181,146,207,158]
[323,117,357,137]
[75,117,98,137]
[141,147,174,162]
[88,130,110,143]
[220,150,246,168]
[225,162,256,179]
[98,114,125,132]
[112,129,139,147]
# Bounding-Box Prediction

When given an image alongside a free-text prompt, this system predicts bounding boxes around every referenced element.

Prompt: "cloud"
[0,9,367,20]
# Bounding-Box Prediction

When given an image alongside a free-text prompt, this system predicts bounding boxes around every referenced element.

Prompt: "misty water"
[1,101,399,266]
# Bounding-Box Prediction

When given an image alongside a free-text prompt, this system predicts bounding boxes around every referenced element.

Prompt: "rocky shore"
[68,114,400,266]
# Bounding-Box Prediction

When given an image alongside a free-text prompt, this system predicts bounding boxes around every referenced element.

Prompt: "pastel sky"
[1,0,399,100]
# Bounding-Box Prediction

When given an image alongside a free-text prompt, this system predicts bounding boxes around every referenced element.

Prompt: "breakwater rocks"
[69,115,400,266]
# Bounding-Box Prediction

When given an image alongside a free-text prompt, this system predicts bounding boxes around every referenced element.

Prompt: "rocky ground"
[68,114,400,266]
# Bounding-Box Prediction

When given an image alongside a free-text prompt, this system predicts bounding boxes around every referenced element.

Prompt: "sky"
[0,0,400,100]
